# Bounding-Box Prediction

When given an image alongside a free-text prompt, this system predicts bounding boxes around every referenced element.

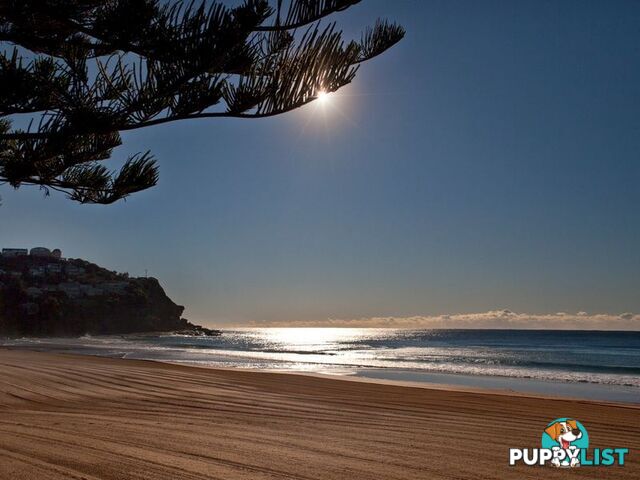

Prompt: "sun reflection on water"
[253,327,373,352]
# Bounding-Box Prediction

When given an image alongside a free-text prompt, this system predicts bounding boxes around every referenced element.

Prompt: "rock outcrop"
[0,255,219,337]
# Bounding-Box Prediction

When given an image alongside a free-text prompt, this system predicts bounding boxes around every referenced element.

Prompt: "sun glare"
[316,90,329,103]
[259,328,369,351]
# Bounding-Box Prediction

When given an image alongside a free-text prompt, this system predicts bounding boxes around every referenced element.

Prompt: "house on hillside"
[65,264,86,276]
[29,266,46,277]
[30,247,52,257]
[46,264,63,274]
[1,248,28,257]
[102,281,129,293]
[58,282,82,298]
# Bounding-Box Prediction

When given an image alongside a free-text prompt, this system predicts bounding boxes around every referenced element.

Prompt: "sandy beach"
[0,349,637,480]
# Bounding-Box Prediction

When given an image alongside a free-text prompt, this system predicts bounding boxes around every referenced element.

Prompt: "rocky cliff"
[0,255,218,337]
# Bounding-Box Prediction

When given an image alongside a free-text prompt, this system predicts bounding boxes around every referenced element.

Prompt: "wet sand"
[0,348,637,479]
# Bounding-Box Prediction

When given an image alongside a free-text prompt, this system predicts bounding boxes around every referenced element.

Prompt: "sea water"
[3,328,639,403]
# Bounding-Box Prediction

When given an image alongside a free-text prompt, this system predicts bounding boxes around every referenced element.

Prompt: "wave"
[2,329,639,389]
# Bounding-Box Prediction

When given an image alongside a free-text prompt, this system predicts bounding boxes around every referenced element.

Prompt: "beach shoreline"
[0,348,638,479]
[151,361,640,407]
[3,328,638,405]
[3,340,639,405]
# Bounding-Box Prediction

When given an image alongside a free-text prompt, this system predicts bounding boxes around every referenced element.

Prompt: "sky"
[1,0,639,328]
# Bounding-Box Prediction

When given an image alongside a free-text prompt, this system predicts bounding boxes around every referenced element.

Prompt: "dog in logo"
[544,419,583,467]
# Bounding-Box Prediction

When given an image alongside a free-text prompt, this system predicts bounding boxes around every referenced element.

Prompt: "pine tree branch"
[1,0,404,204]
[254,0,360,31]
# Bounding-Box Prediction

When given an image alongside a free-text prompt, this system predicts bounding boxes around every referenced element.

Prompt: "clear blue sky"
[1,0,639,326]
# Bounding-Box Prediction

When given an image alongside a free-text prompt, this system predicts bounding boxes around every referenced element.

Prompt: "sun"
[316,90,329,103]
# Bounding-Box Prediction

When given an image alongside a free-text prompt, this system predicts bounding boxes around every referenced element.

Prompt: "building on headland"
[1,248,28,257]
[65,264,86,276]
[33,284,107,298]
[46,263,63,274]
[102,281,129,293]
[1,248,136,301]
[30,247,52,257]
[1,247,63,259]
[58,282,82,298]
[29,266,46,277]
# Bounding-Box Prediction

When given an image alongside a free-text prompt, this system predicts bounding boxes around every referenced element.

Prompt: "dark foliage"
[0,0,404,203]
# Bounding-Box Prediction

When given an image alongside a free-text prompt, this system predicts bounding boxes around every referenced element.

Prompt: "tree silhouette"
[0,0,404,204]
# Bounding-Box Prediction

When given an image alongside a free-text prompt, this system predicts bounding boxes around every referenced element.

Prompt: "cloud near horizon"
[249,310,640,330]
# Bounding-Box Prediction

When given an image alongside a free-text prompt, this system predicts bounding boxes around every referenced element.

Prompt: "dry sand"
[0,348,637,479]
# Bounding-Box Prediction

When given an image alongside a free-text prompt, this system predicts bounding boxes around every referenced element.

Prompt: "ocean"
[3,328,639,403]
